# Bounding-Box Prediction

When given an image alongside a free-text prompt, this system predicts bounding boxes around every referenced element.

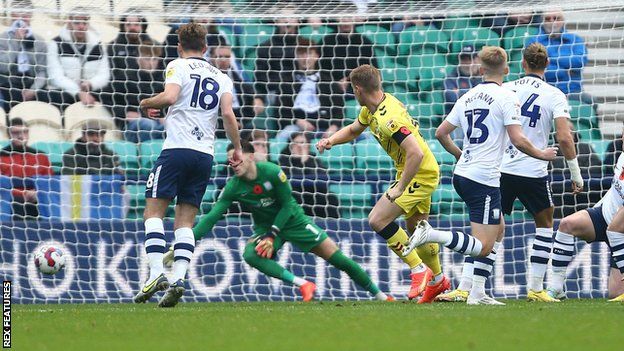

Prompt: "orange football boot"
[417,275,451,304]
[408,266,433,300]
[299,282,316,302]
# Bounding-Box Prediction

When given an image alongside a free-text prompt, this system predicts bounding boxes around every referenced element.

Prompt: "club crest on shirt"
[278,171,287,183]
[386,119,399,133]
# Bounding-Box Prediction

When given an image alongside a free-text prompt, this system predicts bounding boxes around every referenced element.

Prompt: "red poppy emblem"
[253,185,263,194]
[619,170,624,181]
[400,127,411,135]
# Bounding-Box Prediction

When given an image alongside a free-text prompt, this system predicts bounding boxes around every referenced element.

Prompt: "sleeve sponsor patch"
[166,67,175,78]
[278,170,287,183]
[385,119,400,134]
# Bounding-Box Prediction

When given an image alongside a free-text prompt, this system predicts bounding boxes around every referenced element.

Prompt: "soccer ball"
[34,245,66,275]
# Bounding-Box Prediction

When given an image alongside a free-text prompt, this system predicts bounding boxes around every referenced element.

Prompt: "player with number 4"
[134,23,243,307]
[402,46,558,305]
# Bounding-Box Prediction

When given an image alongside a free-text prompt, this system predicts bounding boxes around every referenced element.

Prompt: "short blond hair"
[349,64,382,92]
[478,46,508,75]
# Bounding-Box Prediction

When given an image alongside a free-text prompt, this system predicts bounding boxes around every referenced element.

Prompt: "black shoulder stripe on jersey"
[392,128,411,145]
[380,110,387,116]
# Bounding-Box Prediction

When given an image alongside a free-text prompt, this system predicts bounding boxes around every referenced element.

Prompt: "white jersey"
[162,57,233,155]
[446,82,522,187]
[596,154,624,224]
[501,75,570,178]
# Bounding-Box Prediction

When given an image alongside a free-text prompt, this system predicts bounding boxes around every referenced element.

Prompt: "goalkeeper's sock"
[281,271,308,287]
[144,217,166,282]
[242,243,308,286]
[172,227,195,282]
[470,243,499,298]
[377,222,423,269]
[328,250,382,297]
[549,230,575,293]
[606,230,624,274]
[457,257,474,291]
[417,242,442,276]
[528,227,553,291]
[429,229,483,257]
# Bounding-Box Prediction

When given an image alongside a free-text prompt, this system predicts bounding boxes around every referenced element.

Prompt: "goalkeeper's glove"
[566,158,584,191]
[255,226,279,258]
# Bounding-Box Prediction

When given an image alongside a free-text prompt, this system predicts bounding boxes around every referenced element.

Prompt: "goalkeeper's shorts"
[251,222,329,253]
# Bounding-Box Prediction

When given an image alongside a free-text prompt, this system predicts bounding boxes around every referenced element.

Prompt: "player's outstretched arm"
[555,118,583,193]
[220,92,243,164]
[386,134,424,202]
[193,190,234,241]
[316,120,366,154]
[435,120,462,160]
[140,83,181,111]
[507,124,558,161]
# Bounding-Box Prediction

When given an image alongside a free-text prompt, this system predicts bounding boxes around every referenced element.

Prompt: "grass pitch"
[14,300,621,351]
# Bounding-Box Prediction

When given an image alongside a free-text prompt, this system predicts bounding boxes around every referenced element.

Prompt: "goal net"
[0,0,622,303]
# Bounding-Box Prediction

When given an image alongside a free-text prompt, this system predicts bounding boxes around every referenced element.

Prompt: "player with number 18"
[134,23,242,307]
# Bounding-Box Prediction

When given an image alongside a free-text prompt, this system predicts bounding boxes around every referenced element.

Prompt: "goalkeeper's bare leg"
[368,196,432,300]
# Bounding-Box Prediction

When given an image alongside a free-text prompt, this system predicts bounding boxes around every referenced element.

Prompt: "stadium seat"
[269,138,289,161]
[440,16,481,33]
[240,24,275,55]
[430,183,464,217]
[299,25,334,43]
[406,53,449,92]
[502,25,540,51]
[139,139,164,175]
[9,102,63,143]
[343,99,362,125]
[354,140,394,173]
[329,182,372,219]
[214,139,230,165]
[568,100,601,142]
[356,24,397,56]
[449,27,500,64]
[398,25,450,57]
[427,139,456,176]
[31,141,74,174]
[105,141,139,173]
[63,103,119,141]
[317,143,355,174]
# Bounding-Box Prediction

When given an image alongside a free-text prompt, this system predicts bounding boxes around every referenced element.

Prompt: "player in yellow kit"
[317,64,449,302]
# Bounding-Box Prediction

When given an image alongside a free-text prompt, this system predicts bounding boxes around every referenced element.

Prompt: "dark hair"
[119,11,148,32]
[227,141,255,154]
[281,132,311,156]
[8,117,26,128]
[177,23,207,52]
[210,36,230,56]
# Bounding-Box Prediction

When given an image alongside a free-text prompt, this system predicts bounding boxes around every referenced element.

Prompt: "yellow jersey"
[357,93,439,184]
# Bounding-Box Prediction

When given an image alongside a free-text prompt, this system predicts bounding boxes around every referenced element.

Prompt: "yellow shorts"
[391,178,437,219]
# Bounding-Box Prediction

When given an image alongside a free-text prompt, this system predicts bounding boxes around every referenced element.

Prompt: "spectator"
[247,129,271,162]
[62,120,121,175]
[525,10,590,104]
[0,1,47,112]
[40,10,110,110]
[0,118,53,219]
[321,16,378,89]
[320,16,378,116]
[117,41,165,143]
[163,4,232,65]
[443,44,482,114]
[254,6,300,101]
[278,132,339,218]
[211,42,264,133]
[276,39,339,140]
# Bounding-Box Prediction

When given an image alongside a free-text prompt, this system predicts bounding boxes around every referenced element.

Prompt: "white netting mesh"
[0,0,623,302]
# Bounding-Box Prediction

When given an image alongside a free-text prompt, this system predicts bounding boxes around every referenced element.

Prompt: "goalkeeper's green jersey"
[193,161,310,237]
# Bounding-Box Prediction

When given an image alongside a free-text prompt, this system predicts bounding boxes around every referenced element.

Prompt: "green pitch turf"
[14,300,621,351]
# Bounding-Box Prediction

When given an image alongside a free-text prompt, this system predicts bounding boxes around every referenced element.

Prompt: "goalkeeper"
[165,141,392,302]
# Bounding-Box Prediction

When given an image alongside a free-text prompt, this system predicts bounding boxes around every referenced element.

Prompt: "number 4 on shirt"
[521,93,541,128]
